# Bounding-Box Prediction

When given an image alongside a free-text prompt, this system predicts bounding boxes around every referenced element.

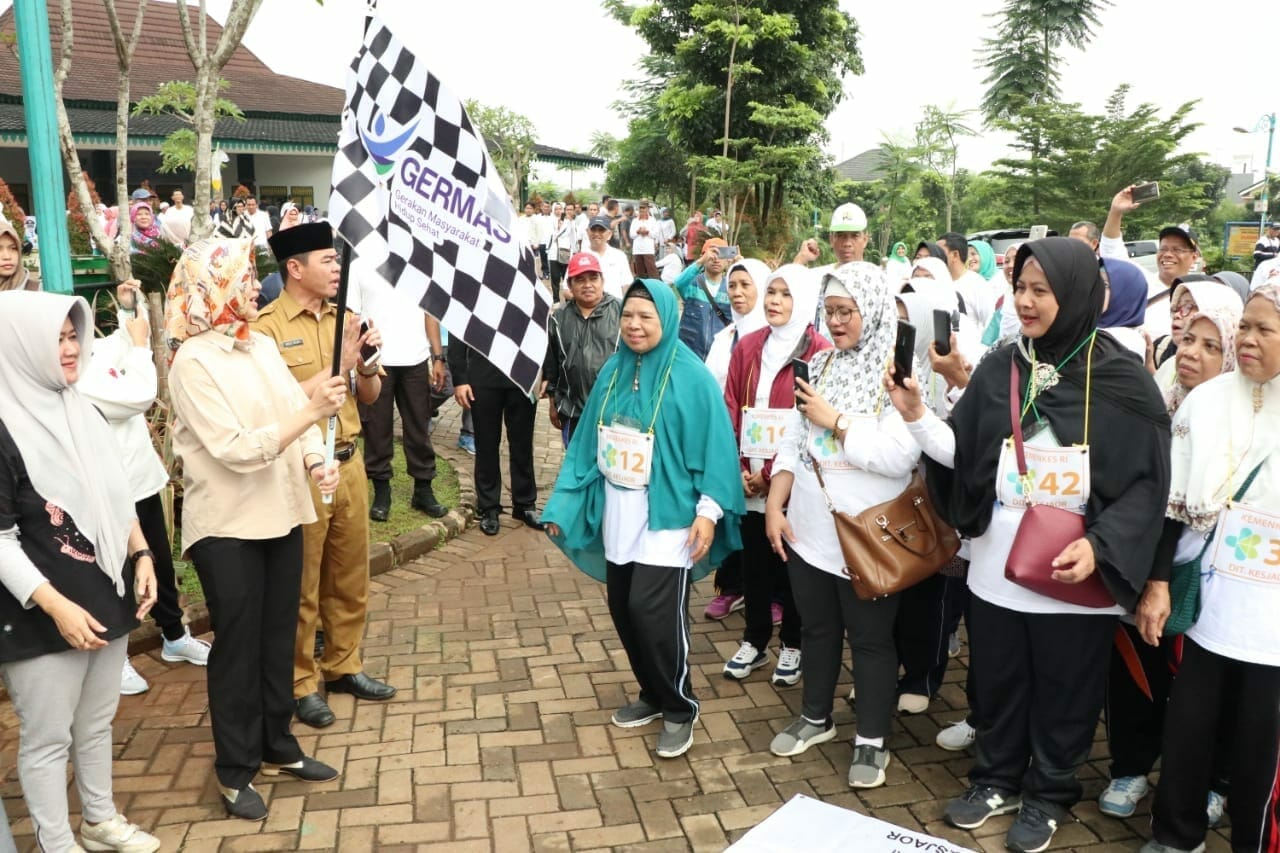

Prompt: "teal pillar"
[14,0,73,294]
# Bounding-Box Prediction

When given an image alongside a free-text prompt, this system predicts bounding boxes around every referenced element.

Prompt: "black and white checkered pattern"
[329,18,549,395]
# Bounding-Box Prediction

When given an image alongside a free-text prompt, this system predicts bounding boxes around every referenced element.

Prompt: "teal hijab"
[542,278,745,582]
[970,240,997,280]
[889,241,908,260]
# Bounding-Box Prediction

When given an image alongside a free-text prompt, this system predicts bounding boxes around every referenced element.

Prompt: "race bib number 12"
[598,423,654,489]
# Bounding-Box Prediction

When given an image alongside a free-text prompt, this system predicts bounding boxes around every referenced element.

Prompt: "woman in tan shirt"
[166,238,348,821]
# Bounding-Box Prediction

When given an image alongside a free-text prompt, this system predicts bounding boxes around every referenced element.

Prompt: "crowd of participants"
[0,181,1278,853]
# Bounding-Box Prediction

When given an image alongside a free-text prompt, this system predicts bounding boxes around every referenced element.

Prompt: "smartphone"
[1131,181,1160,203]
[358,320,380,366]
[893,320,916,387]
[933,309,952,357]
[1029,225,1049,241]
[716,245,738,260]
[791,358,809,408]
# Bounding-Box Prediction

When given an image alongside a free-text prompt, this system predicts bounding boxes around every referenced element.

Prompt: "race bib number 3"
[740,408,789,460]
[1209,502,1280,587]
[598,423,654,489]
[995,441,1090,513]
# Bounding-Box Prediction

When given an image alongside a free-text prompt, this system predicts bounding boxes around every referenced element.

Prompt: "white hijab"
[0,292,135,593]
[726,259,770,337]
[904,257,959,313]
[760,264,822,379]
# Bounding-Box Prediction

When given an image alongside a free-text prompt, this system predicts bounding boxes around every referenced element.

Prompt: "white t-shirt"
[581,246,632,301]
[953,270,994,331]
[164,204,193,232]
[346,261,431,367]
[249,210,273,246]
[603,483,722,568]
[630,216,658,256]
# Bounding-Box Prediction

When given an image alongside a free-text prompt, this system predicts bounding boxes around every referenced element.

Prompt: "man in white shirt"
[1100,185,1200,339]
[579,215,633,300]
[938,232,994,331]
[575,202,599,253]
[348,260,448,523]
[705,209,725,236]
[246,196,273,249]
[163,189,194,243]
[629,200,660,279]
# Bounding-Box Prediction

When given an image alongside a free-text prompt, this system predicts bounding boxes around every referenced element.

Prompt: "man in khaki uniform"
[255,223,397,728]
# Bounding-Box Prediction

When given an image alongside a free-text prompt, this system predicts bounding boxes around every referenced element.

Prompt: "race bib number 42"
[597,423,654,489]
[1209,502,1280,587]
[995,442,1090,513]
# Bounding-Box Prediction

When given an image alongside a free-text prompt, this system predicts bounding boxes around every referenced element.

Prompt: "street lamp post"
[1235,113,1277,244]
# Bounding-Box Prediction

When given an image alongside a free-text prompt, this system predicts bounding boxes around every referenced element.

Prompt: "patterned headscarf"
[129,201,162,250]
[809,261,895,417]
[1162,297,1242,418]
[164,238,258,357]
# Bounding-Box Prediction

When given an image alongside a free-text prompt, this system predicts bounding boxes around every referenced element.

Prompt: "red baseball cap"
[568,252,601,279]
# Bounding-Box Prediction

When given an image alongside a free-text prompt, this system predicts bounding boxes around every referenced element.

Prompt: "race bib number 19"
[598,423,654,489]
[740,408,789,459]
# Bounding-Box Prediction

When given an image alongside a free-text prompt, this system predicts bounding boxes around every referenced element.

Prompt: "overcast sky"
[6,0,1272,180]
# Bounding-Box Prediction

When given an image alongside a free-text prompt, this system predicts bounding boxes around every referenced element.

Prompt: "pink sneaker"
[704,594,744,621]
[771,602,783,626]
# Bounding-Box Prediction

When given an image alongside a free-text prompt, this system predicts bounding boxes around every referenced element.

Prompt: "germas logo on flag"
[359,113,419,178]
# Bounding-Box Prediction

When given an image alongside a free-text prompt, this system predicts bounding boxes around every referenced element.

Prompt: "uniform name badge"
[1208,502,1280,587]
[806,415,875,471]
[995,441,1090,513]
[740,408,790,460]
[597,422,654,489]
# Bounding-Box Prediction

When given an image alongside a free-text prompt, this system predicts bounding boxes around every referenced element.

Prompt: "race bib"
[597,423,654,489]
[805,414,875,472]
[1209,502,1280,587]
[740,408,790,460]
[995,441,1090,513]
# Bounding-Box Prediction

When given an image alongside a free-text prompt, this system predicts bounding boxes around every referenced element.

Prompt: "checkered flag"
[329,18,549,396]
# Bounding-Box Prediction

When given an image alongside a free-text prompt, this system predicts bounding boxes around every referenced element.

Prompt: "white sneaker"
[1206,789,1226,828]
[1098,775,1150,818]
[948,632,962,658]
[936,719,976,751]
[161,629,211,666]
[81,813,161,852]
[120,661,149,696]
[771,646,802,686]
[722,641,770,680]
[897,693,930,714]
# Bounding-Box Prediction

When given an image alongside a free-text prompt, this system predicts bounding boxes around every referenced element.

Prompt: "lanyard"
[597,354,675,434]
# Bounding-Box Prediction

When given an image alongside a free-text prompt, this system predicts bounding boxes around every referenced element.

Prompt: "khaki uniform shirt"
[168,331,325,549]
[252,290,365,443]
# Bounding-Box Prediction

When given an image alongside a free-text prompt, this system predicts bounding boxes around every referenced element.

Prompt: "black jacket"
[543,296,621,419]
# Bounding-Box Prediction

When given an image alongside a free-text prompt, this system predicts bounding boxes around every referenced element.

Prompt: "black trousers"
[189,528,306,789]
[713,555,743,596]
[788,547,899,737]
[1152,638,1280,852]
[360,360,437,483]
[426,345,474,436]
[471,384,537,514]
[137,492,184,641]
[606,561,697,724]
[740,511,800,650]
[895,572,967,698]
[967,594,1114,811]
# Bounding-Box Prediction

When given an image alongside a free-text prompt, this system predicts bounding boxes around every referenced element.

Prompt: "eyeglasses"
[1158,245,1195,257]
[1172,301,1197,317]
[823,307,860,324]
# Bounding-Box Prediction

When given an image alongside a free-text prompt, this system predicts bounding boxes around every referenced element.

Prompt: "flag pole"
[323,2,376,505]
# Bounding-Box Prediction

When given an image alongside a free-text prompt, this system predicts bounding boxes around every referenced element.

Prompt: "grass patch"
[369,440,461,539]
[168,441,459,607]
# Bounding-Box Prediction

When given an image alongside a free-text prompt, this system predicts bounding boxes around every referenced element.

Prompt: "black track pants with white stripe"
[606,561,699,724]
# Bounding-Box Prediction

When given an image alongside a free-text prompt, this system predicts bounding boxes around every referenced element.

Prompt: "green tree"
[914,105,975,232]
[133,79,245,174]
[464,100,537,203]
[978,0,1111,122]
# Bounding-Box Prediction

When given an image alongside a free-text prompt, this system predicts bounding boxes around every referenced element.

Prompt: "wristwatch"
[834,413,851,440]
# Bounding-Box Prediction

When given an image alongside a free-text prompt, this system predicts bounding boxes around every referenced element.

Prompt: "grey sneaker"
[611,698,661,728]
[770,716,837,757]
[1005,802,1063,853]
[944,784,1022,830]
[847,743,891,788]
[655,718,694,758]
[1138,842,1206,853]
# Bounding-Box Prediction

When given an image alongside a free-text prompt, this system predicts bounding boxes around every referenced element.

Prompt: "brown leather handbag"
[812,461,960,600]
[1003,361,1115,608]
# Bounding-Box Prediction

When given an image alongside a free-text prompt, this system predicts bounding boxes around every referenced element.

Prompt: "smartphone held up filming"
[791,358,810,408]
[893,320,916,387]
[1131,182,1160,203]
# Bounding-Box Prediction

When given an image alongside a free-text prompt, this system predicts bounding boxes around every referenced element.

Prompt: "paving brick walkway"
[0,400,1230,851]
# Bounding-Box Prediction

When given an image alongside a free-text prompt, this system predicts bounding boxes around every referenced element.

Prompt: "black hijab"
[926,237,1171,610]
[915,241,947,263]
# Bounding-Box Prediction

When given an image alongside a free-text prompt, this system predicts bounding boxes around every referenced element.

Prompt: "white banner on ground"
[727,794,977,853]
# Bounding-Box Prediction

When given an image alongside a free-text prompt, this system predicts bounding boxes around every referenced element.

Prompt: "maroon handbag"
[1003,363,1115,608]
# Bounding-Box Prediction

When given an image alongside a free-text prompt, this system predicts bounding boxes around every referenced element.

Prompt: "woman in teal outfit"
[543,278,744,760]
